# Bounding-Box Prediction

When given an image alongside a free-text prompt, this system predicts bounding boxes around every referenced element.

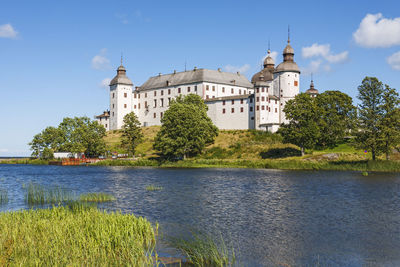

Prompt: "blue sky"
[1,0,400,156]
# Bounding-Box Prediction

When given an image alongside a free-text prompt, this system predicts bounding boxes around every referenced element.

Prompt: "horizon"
[1,0,400,157]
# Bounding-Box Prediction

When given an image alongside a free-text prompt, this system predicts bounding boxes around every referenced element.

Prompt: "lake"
[1,164,400,266]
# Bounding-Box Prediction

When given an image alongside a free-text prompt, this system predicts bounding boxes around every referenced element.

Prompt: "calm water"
[1,164,400,266]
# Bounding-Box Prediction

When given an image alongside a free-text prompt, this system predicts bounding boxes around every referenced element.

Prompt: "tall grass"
[0,189,8,204]
[25,183,75,205]
[146,185,163,191]
[168,231,235,267]
[0,205,157,266]
[80,192,115,202]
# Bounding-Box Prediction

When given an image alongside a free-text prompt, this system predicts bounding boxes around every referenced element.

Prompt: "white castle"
[96,37,318,132]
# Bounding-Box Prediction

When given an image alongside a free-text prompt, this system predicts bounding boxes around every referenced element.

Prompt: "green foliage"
[29,117,106,158]
[315,90,357,148]
[260,147,302,159]
[121,112,143,156]
[25,183,75,205]
[154,94,218,160]
[145,185,163,191]
[0,206,157,266]
[168,231,235,267]
[79,192,116,202]
[278,93,321,155]
[0,189,8,204]
[355,77,400,160]
[41,147,54,160]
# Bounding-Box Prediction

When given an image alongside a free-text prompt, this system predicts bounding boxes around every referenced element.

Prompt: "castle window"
[251,117,254,120]
[188,86,191,92]
[275,100,277,104]
[154,91,157,96]
[168,89,171,95]
[161,98,164,107]
[138,103,140,109]
[206,85,209,91]
[231,88,234,94]
[257,106,259,111]
[168,97,171,105]
[256,97,259,102]
[212,86,215,91]
[145,101,147,107]
[281,95,283,97]
[240,99,243,104]
[294,81,298,86]
[262,88,265,93]
[124,93,127,98]
[160,112,163,118]
[269,107,271,112]
[250,107,253,112]
[153,113,156,118]
[112,112,114,116]
[206,95,209,99]
[134,105,137,109]
[212,96,215,98]
[262,106,265,110]
[124,104,127,108]
[222,108,226,114]
[231,100,234,104]
[112,93,115,98]
[112,104,115,108]
[266,88,268,93]
[275,108,278,113]
[240,107,244,113]
[138,94,140,99]
[257,88,259,93]
[262,97,265,102]
[161,90,164,96]
[239,89,242,95]
[178,88,181,93]
[195,85,197,91]
[222,87,225,93]
[145,93,147,98]
[250,98,253,103]
[231,108,234,113]
[134,93,137,99]
[105,124,107,128]
[154,100,157,107]
[222,100,225,106]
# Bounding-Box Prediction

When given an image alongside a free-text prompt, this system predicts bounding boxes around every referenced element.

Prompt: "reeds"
[146,185,163,191]
[0,189,8,204]
[0,205,157,266]
[25,183,75,205]
[168,231,235,267]
[79,192,115,202]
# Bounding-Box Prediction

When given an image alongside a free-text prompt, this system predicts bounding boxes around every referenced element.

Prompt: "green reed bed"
[25,183,75,205]
[0,189,8,204]
[0,205,158,266]
[79,192,115,202]
[168,232,235,267]
[146,185,163,191]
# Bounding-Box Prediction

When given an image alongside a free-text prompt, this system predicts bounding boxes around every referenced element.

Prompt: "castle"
[96,37,318,132]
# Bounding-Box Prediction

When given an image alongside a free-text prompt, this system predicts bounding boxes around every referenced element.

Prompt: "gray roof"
[139,68,254,91]
[110,65,133,86]
[274,61,300,73]
[251,68,274,83]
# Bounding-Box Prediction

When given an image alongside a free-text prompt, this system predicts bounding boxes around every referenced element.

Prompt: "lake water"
[1,164,400,266]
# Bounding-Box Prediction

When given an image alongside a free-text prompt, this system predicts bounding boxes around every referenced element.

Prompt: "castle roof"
[274,39,300,73]
[305,80,319,95]
[95,110,110,118]
[110,65,133,86]
[139,68,253,91]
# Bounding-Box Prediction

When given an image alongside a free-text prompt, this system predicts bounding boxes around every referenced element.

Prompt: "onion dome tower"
[306,78,319,98]
[251,47,275,84]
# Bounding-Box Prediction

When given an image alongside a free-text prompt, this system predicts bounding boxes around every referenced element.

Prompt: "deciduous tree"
[121,112,143,156]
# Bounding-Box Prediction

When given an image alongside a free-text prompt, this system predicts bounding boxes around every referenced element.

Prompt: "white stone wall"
[96,116,110,131]
[206,97,252,130]
[273,71,300,124]
[109,84,133,130]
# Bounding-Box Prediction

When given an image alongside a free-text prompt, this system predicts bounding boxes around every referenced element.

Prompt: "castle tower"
[305,78,319,98]
[109,60,134,130]
[273,33,300,124]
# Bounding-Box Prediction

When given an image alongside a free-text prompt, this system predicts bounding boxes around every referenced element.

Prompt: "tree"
[121,112,143,156]
[278,93,322,156]
[355,77,385,160]
[315,91,356,148]
[379,85,400,160]
[29,117,106,158]
[154,94,218,160]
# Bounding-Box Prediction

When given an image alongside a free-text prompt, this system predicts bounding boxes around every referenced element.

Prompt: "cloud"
[92,49,110,70]
[353,13,400,48]
[302,43,349,63]
[0,23,18,38]
[115,13,129,24]
[387,51,400,70]
[0,148,9,153]
[301,60,323,75]
[99,78,112,88]
[224,64,251,73]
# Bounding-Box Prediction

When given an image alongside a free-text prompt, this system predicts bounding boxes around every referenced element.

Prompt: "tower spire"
[288,25,290,44]
[120,53,123,66]
[268,39,271,53]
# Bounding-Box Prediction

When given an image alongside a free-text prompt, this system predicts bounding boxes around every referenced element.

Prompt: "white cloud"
[0,148,9,153]
[99,78,112,88]
[353,13,400,48]
[224,64,250,73]
[92,48,110,70]
[0,23,18,38]
[302,43,348,63]
[261,51,278,64]
[301,60,323,75]
[387,51,400,70]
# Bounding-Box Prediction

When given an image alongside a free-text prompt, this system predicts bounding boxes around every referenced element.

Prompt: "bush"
[259,147,302,159]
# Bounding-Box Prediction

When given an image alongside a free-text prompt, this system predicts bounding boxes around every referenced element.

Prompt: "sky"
[1,0,400,156]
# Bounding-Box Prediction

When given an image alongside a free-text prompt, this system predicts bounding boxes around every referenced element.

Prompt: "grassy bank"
[0,205,157,266]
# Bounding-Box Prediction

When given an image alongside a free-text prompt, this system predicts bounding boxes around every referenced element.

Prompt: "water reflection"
[1,165,400,266]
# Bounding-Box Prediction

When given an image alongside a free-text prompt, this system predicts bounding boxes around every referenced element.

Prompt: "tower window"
[239,89,242,95]
[112,104,115,108]
[134,105,137,109]
[160,112,163,118]
[168,89,171,95]
[154,100,157,107]
[154,91,157,96]
[153,113,156,118]
[161,98,164,107]
[195,85,197,91]
[240,107,244,113]
[222,87,225,93]
[231,100,234,104]
[294,81,298,86]
[262,88,265,93]
[145,93,147,98]
[262,96,265,102]
[212,86,215,91]
[206,85,209,91]
[124,93,127,98]
[240,99,243,104]
[257,88,259,93]
[188,86,191,92]
[262,106,265,110]
[257,106,259,111]
[138,103,140,109]
[222,100,225,106]
[231,88,234,94]
[134,93,137,99]
[112,93,115,98]
[250,107,253,112]
[222,108,226,114]
[161,90,164,96]
[256,97,259,102]
[231,108,234,113]
[275,108,278,113]
[138,94,140,99]
[124,104,127,108]
[178,88,181,93]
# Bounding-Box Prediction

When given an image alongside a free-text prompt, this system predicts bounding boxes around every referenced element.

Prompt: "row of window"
[133,86,198,99]
[222,107,244,114]
[205,85,248,95]
[256,97,278,104]
[256,106,278,112]
[256,88,268,93]
[221,99,245,105]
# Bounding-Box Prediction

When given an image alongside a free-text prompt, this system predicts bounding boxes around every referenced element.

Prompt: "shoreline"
[1,158,400,172]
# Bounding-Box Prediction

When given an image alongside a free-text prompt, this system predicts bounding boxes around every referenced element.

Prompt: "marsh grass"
[146,185,163,191]
[79,192,115,202]
[168,231,235,267]
[0,205,157,266]
[25,183,75,205]
[0,189,8,204]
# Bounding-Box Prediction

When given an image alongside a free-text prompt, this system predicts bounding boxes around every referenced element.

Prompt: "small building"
[53,152,84,159]
[95,110,110,131]
[305,80,319,98]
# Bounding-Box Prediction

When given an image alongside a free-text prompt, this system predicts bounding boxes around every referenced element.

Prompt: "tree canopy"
[121,112,143,156]
[154,94,218,160]
[29,117,106,158]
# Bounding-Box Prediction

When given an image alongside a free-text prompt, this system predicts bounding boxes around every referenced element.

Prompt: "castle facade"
[96,38,313,133]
